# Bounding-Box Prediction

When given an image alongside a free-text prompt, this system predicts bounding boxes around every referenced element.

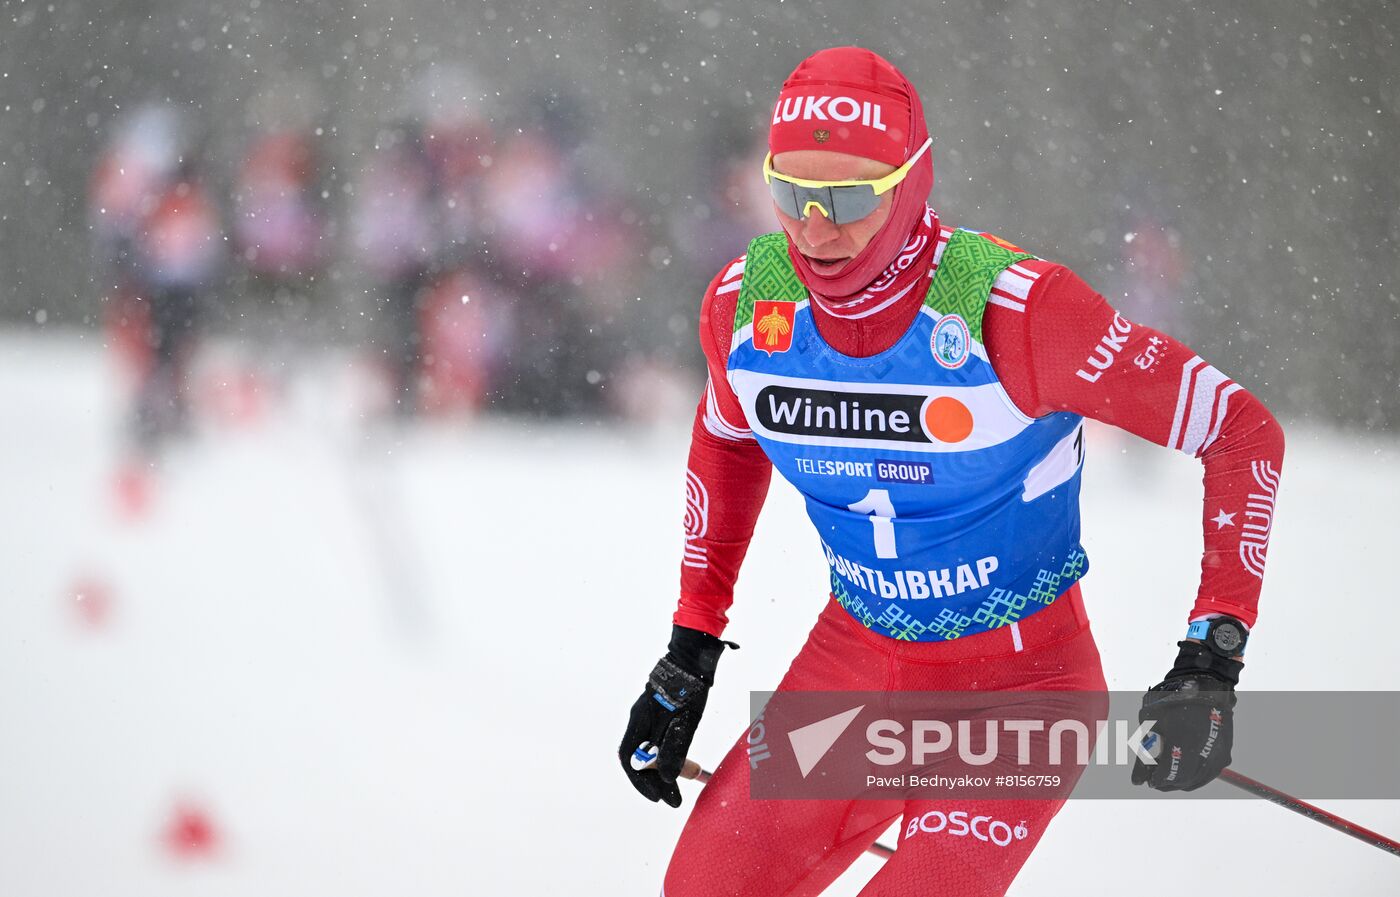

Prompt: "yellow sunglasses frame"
[762,136,933,202]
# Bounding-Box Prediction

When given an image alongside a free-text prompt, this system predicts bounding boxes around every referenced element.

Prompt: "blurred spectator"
[353,76,522,420]
[90,106,183,288]
[674,124,774,279]
[232,127,329,290]
[94,83,710,429]
[479,91,641,416]
[90,106,223,450]
[352,121,441,416]
[132,162,223,446]
[417,64,497,258]
[413,71,520,416]
[415,268,516,416]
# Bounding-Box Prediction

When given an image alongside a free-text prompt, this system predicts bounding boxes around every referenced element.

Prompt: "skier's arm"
[673,260,774,638]
[985,265,1285,629]
[619,261,770,807]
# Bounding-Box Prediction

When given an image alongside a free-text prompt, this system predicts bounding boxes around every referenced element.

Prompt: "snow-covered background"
[4,0,1398,428]
[1,2,1397,892]
[2,332,1396,896]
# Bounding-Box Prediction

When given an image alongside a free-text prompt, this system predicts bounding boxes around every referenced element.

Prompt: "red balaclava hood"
[768,47,933,300]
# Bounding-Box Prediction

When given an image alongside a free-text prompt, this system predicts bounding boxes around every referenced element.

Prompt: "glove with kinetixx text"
[619,625,734,808]
[1132,638,1243,792]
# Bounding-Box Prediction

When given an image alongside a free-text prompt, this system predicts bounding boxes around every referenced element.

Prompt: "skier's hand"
[619,626,733,808]
[1132,641,1242,792]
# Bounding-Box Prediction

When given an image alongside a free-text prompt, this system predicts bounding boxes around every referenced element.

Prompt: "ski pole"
[1219,768,1400,858]
[674,758,896,860]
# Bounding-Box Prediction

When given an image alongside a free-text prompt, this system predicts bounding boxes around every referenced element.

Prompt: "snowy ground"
[2,331,1397,896]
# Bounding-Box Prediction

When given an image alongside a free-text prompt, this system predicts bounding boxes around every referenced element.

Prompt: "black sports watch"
[1186,616,1248,658]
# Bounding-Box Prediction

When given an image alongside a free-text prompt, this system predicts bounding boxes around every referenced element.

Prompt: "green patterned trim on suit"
[734,232,808,332]
[922,229,1035,345]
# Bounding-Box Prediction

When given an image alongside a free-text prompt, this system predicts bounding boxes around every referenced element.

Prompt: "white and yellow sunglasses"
[762,137,931,224]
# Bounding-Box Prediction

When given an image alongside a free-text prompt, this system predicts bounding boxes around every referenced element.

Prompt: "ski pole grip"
[640,753,710,783]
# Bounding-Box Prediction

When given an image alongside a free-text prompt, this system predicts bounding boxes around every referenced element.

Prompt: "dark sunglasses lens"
[830,185,881,224]
[779,184,839,221]
[768,178,802,219]
[769,178,880,224]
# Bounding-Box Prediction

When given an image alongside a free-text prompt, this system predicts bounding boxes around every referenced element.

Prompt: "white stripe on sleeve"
[702,377,753,442]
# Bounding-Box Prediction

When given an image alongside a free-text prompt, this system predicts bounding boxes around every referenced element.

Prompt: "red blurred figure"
[130,168,222,447]
[89,107,223,453]
[355,75,516,418]
[233,129,327,281]
[423,113,495,253]
[90,106,181,384]
[416,268,514,415]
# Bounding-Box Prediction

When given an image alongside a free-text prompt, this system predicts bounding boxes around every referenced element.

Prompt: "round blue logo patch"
[931,314,971,369]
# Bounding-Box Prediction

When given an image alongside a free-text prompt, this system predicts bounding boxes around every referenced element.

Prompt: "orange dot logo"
[923,396,974,443]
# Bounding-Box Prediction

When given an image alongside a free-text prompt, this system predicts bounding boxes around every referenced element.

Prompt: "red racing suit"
[663,214,1284,896]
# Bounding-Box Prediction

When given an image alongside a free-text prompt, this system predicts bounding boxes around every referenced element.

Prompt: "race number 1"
[848,489,898,558]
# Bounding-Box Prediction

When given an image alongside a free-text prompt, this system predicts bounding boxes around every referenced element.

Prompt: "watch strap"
[1186,616,1248,657]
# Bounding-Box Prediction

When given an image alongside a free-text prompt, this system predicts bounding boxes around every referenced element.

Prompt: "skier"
[620,48,1285,896]
[90,107,222,451]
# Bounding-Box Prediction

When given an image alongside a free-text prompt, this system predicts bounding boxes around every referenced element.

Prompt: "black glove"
[1132,640,1243,792]
[619,625,733,808]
